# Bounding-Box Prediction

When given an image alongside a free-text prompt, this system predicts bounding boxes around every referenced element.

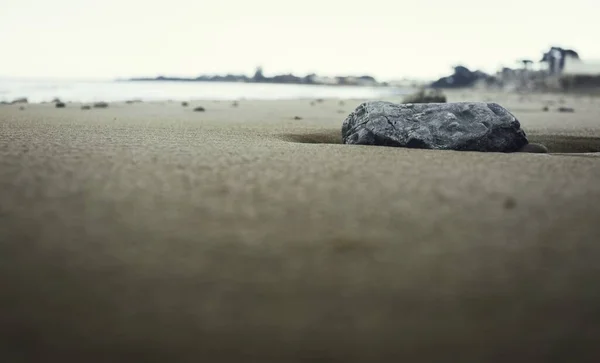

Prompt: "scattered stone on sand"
[402,89,447,104]
[193,106,206,112]
[316,99,324,103]
[339,100,345,106]
[519,143,548,153]
[503,197,517,209]
[542,106,549,112]
[342,101,528,152]
[11,97,28,104]
[293,116,302,120]
[232,101,239,108]
[19,106,25,110]
[310,101,316,106]
[81,105,91,110]
[558,107,575,113]
[93,102,109,108]
[125,99,142,104]
[182,102,189,107]
[55,102,66,108]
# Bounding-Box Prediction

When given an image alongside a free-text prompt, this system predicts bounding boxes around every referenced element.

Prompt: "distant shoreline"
[124,74,389,88]
[123,78,391,88]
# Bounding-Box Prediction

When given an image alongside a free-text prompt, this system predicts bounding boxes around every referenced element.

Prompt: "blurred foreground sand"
[1,91,600,362]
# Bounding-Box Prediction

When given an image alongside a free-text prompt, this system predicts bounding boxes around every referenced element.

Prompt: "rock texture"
[342,101,529,152]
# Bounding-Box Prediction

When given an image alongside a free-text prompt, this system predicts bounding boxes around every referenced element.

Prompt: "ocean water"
[0,78,412,103]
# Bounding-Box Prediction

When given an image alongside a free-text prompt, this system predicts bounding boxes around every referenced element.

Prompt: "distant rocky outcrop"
[55,102,66,108]
[431,66,492,89]
[341,101,530,153]
[11,97,28,104]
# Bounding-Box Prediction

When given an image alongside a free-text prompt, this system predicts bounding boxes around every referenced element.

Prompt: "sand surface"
[1,92,600,362]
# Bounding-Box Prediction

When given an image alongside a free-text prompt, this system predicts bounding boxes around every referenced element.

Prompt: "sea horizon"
[0,78,414,103]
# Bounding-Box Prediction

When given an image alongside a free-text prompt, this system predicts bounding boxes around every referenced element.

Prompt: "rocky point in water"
[342,101,535,153]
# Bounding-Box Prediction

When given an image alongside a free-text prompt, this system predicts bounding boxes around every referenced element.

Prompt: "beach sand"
[1,92,600,362]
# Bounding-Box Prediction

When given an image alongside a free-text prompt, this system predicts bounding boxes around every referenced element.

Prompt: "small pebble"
[503,197,517,210]
[557,107,575,113]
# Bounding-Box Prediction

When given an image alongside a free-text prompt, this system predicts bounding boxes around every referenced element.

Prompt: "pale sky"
[1,0,598,81]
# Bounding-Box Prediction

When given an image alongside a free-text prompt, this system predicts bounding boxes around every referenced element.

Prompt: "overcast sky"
[1,0,598,81]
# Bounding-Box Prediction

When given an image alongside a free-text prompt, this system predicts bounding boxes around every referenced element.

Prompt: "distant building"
[540,47,580,75]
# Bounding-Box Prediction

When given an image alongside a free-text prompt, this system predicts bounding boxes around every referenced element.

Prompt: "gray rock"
[342,101,528,152]
[93,102,109,108]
